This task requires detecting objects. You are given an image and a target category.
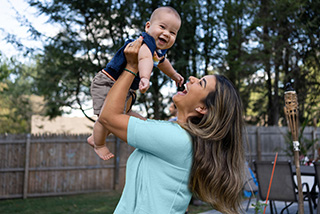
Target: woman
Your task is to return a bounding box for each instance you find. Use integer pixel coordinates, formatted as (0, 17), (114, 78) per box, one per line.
(98, 37), (245, 214)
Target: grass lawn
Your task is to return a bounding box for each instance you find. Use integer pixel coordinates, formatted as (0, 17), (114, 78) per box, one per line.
(0, 191), (213, 214)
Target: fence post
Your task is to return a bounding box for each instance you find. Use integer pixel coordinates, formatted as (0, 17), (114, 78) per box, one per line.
(113, 137), (120, 190)
(313, 129), (318, 160)
(23, 134), (31, 199)
(256, 127), (262, 161)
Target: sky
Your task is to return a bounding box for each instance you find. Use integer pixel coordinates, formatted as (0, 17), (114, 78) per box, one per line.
(0, 0), (57, 59)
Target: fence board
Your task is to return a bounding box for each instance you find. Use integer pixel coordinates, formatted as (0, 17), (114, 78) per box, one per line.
(23, 134), (30, 198)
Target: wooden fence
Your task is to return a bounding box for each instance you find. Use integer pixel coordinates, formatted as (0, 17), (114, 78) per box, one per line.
(0, 126), (319, 200)
(245, 126), (320, 163)
(0, 134), (134, 199)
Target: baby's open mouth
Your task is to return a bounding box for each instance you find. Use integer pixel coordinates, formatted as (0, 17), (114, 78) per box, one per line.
(159, 37), (167, 43)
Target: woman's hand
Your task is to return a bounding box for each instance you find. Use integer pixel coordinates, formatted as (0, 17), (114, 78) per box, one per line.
(124, 36), (143, 73)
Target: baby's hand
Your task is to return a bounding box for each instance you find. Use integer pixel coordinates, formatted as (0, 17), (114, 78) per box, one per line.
(171, 73), (184, 87)
(139, 77), (150, 93)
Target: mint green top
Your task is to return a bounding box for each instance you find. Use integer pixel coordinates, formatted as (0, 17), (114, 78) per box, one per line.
(114, 117), (193, 214)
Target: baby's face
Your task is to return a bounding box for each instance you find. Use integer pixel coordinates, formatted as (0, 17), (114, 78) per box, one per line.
(145, 11), (181, 50)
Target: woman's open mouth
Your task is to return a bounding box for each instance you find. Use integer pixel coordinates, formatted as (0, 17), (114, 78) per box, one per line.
(177, 84), (188, 96)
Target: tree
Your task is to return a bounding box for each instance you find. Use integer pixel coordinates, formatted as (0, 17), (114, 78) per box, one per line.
(292, 0), (320, 125)
(214, 0), (260, 121)
(199, 0), (220, 76)
(0, 53), (43, 133)
(242, 0), (320, 126)
(29, 0), (138, 120)
(3, 0), (318, 127)
(27, 0), (206, 120)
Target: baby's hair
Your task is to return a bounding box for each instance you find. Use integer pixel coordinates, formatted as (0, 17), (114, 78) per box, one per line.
(150, 6), (181, 23)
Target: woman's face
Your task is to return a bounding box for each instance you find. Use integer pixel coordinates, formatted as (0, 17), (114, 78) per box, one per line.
(173, 75), (217, 113)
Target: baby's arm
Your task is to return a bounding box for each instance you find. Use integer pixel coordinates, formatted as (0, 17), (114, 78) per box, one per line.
(138, 44), (153, 93)
(157, 58), (184, 87)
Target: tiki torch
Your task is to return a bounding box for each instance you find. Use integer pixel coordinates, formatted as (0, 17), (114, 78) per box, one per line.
(284, 83), (304, 213)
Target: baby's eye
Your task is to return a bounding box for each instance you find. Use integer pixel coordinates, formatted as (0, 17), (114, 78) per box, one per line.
(160, 25), (165, 29)
(170, 31), (176, 36)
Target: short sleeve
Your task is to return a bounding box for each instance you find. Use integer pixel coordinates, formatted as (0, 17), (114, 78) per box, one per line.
(141, 32), (156, 56)
(127, 117), (192, 167)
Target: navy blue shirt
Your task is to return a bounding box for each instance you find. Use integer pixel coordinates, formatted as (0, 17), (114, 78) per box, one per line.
(104, 32), (167, 90)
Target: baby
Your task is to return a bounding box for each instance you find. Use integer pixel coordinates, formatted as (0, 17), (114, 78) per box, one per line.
(88, 6), (184, 160)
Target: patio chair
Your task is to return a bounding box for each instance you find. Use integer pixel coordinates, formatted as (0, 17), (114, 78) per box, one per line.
(243, 162), (259, 211)
(313, 162), (320, 213)
(254, 160), (313, 214)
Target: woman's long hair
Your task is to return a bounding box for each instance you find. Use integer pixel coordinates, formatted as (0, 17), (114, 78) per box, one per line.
(183, 75), (245, 214)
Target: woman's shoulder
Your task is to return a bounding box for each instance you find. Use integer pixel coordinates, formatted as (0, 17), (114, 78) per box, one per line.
(130, 117), (189, 136)
(140, 118), (183, 128)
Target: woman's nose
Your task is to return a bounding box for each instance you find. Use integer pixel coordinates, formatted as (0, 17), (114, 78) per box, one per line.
(188, 76), (198, 83)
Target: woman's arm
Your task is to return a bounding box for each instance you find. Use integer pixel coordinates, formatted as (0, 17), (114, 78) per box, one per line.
(98, 37), (143, 142)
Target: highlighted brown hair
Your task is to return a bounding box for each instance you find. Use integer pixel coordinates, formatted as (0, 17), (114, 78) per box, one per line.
(184, 75), (245, 214)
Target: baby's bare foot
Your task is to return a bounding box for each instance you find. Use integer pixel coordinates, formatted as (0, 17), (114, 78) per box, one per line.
(94, 145), (114, 160)
(87, 136), (114, 160)
(87, 135), (95, 147)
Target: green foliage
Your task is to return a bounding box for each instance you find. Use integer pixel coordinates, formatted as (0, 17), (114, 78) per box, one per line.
(0, 54), (41, 133)
(252, 200), (267, 213)
(0, 53), (11, 81)
(282, 116), (319, 158)
(1, 0), (319, 125)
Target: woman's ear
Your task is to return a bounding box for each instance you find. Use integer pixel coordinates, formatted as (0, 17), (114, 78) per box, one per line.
(195, 106), (208, 115)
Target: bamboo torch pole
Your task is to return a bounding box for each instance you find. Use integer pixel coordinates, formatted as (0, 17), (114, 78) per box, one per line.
(284, 83), (304, 213)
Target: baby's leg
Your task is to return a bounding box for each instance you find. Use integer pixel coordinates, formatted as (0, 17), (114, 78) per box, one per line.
(93, 120), (114, 160)
(88, 71), (115, 160)
(87, 120), (114, 160)
(88, 89), (134, 160)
